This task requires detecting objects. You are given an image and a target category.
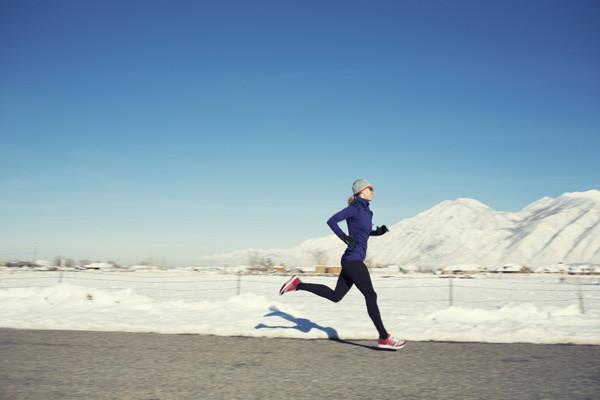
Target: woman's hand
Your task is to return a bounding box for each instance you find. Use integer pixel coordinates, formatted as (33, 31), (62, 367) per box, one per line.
(341, 234), (359, 248)
(371, 225), (389, 236)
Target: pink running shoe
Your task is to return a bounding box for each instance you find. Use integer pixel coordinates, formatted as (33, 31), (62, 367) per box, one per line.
(377, 335), (407, 350)
(279, 275), (301, 295)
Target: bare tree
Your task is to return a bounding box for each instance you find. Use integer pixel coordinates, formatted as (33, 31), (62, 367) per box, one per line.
(311, 249), (329, 265)
(140, 257), (164, 267)
(248, 251), (271, 269)
(247, 251), (260, 266)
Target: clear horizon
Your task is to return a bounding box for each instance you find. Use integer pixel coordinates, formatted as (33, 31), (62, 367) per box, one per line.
(1, 1), (599, 265)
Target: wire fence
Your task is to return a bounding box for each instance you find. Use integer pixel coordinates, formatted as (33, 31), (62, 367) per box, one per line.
(1, 270), (599, 314)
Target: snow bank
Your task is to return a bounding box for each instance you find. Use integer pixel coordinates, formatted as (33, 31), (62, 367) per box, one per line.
(0, 283), (299, 337)
(1, 281), (599, 345)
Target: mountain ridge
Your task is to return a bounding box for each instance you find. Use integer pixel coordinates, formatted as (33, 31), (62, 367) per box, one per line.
(200, 190), (600, 268)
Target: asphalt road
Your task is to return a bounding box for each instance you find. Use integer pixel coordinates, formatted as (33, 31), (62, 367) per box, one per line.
(0, 328), (598, 400)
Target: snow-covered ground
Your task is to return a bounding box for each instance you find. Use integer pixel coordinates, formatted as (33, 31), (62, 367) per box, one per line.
(1, 270), (599, 345)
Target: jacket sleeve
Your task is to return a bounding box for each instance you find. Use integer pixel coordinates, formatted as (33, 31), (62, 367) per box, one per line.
(327, 206), (356, 240)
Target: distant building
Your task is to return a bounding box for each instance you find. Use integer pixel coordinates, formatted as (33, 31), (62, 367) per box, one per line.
(398, 265), (419, 274)
(314, 265), (328, 274)
(534, 263), (569, 274)
(314, 265), (341, 275)
(327, 266), (341, 275)
(442, 264), (486, 275)
(6, 261), (37, 269)
(568, 265), (600, 275)
(273, 265), (286, 273)
(83, 262), (117, 270)
(246, 265), (269, 273)
(493, 263), (530, 273)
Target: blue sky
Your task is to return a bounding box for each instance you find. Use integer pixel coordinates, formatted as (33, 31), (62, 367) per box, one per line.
(1, 0), (599, 265)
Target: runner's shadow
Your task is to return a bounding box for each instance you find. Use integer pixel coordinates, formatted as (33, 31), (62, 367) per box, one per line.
(255, 306), (387, 351)
(329, 338), (394, 351)
(255, 305), (339, 339)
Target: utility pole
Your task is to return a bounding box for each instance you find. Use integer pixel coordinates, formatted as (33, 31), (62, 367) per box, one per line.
(449, 277), (454, 307)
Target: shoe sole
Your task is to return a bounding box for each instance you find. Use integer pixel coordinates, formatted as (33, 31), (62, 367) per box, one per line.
(377, 340), (407, 350)
(279, 275), (298, 295)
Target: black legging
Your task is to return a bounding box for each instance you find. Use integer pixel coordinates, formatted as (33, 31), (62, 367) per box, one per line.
(297, 260), (389, 339)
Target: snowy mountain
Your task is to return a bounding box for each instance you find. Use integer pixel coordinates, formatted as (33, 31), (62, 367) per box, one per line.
(200, 190), (600, 269)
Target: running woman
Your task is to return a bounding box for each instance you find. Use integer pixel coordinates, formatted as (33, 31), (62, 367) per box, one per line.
(279, 179), (407, 350)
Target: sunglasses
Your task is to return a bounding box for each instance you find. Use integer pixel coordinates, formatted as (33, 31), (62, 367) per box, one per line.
(364, 187), (374, 192)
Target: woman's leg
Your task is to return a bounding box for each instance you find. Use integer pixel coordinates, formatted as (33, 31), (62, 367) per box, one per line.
(297, 270), (353, 302)
(342, 260), (389, 339)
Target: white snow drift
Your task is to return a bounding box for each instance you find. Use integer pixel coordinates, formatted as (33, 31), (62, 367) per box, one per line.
(1, 271), (599, 345)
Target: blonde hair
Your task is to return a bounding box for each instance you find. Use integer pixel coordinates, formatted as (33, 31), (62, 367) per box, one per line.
(348, 195), (356, 206)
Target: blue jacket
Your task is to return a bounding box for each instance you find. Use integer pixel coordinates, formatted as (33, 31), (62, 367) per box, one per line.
(327, 196), (383, 263)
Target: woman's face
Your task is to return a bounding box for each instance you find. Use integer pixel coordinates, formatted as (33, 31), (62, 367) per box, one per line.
(358, 186), (374, 201)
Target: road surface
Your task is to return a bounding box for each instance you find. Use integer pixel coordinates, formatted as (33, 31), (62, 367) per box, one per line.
(1, 328), (598, 400)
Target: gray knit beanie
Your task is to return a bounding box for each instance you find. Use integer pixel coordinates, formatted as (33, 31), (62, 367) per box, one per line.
(352, 179), (373, 195)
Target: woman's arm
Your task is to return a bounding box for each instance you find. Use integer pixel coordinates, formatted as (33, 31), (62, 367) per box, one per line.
(327, 206), (356, 241)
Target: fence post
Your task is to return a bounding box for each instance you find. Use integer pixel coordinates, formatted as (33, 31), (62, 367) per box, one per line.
(236, 271), (241, 296)
(576, 278), (585, 314)
(449, 277), (454, 307)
